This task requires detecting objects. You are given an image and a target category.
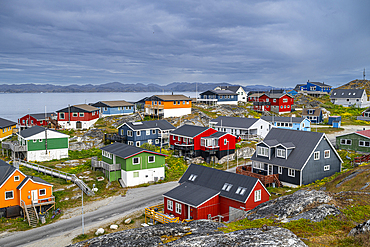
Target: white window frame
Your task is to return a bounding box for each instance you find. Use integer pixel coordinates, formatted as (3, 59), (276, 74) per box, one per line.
(257, 146), (268, 157)
(359, 140), (370, 147)
(254, 190), (261, 202)
(133, 157), (140, 165)
(148, 156), (155, 163)
(175, 203), (181, 214)
(136, 141), (140, 147)
(72, 112), (78, 117)
(127, 141), (133, 146)
(155, 139), (160, 144)
(288, 168), (295, 177)
(276, 148), (286, 158)
(324, 150), (330, 159)
(278, 166), (282, 174)
(324, 165), (330, 171)
(167, 200), (173, 211)
(314, 151), (320, 160)
(39, 189), (46, 196)
(146, 130), (150, 136)
(283, 98), (288, 103)
(14, 176), (20, 182)
(136, 131), (141, 136)
(340, 139), (351, 145)
(60, 112), (65, 119)
(5, 190), (14, 200)
(127, 130), (133, 137)
(79, 112), (84, 117)
(152, 129), (156, 134)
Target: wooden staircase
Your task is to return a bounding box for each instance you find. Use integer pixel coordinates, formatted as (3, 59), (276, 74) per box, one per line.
(21, 200), (39, 227)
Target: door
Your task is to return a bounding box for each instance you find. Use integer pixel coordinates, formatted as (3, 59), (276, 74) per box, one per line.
(31, 190), (38, 204)
(268, 164), (273, 175)
(76, 121), (82, 129)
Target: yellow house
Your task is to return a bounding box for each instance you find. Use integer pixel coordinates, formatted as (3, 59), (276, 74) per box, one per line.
(0, 117), (17, 141)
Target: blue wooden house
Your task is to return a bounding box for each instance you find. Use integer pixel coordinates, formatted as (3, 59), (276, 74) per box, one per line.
(91, 100), (134, 116)
(118, 120), (176, 147)
(295, 81), (332, 94)
(251, 128), (342, 187)
(198, 90), (238, 105)
(261, 116), (311, 131)
(301, 108), (323, 124)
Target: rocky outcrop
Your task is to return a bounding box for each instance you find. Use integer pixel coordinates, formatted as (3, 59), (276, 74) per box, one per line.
(113, 113), (142, 128)
(348, 219), (370, 236)
(218, 147), (255, 164)
(247, 190), (337, 222)
(69, 220), (307, 247)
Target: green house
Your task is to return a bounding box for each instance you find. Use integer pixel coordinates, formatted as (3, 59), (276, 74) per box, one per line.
(99, 142), (167, 186)
(336, 129), (370, 153)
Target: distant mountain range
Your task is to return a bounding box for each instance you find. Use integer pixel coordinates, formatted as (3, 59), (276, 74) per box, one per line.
(0, 82), (284, 93)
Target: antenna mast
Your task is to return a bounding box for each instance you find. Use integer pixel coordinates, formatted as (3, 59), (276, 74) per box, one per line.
(364, 68), (366, 80)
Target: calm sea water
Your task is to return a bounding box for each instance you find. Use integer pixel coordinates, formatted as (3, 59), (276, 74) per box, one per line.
(1, 92), (197, 122)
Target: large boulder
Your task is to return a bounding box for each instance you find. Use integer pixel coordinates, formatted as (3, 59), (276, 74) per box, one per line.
(348, 219), (370, 236)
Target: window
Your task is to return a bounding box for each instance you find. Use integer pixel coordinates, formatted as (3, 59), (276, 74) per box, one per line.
(31, 120), (34, 124)
(127, 141), (133, 146)
(60, 113), (65, 119)
(133, 172), (139, 178)
(235, 187), (247, 195)
(183, 101), (185, 105)
(148, 156), (155, 163)
(254, 190), (261, 202)
(127, 130), (133, 137)
(72, 113), (78, 117)
(5, 191), (13, 200)
(152, 129), (156, 134)
(102, 150), (112, 159)
(324, 150), (330, 158)
(133, 157), (140, 165)
(14, 176), (20, 182)
(167, 200), (173, 211)
(276, 149), (286, 158)
(39, 139), (42, 142)
(314, 151), (320, 160)
(283, 98), (288, 103)
(340, 139), (352, 145)
(186, 101), (189, 104)
(253, 162), (264, 169)
(273, 99), (276, 103)
(155, 139), (159, 144)
(173, 101), (176, 105)
(222, 183), (233, 191)
(278, 166), (283, 174)
(175, 203), (181, 214)
(188, 174), (197, 181)
(224, 139), (228, 145)
(324, 165), (330, 171)
(39, 189), (46, 196)
(288, 169), (295, 177)
(33, 139), (37, 143)
(79, 112), (84, 117)
(257, 146), (268, 157)
(146, 130), (150, 136)
(172, 135), (175, 140)
(359, 140), (370, 147)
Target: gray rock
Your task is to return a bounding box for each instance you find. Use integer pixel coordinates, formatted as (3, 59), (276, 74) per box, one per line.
(247, 189), (333, 221)
(283, 204), (341, 223)
(348, 219), (370, 236)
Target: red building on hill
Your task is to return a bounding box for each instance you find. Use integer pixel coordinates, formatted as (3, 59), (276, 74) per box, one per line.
(169, 125), (239, 162)
(18, 113), (57, 130)
(56, 104), (100, 129)
(252, 92), (294, 114)
(163, 164), (270, 222)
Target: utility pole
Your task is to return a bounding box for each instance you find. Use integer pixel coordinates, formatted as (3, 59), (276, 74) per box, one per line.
(82, 188), (84, 235)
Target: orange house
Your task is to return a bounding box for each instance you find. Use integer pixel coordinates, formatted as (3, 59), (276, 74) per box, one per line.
(0, 160), (54, 221)
(144, 95), (192, 118)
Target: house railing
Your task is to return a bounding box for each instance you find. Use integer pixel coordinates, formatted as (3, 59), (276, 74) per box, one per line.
(91, 157), (121, 171)
(1, 141), (27, 152)
(145, 104), (165, 109)
(144, 203), (193, 224)
(236, 165), (281, 187)
(354, 154), (370, 164)
(20, 200), (30, 225)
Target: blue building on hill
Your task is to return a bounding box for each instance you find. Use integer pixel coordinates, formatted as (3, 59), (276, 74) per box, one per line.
(91, 100), (134, 116)
(294, 81), (332, 94)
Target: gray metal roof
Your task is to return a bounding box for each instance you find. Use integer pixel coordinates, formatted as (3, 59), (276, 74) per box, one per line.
(251, 128), (324, 170)
(0, 117), (16, 128)
(0, 160), (16, 187)
(122, 120), (175, 131)
(330, 89), (365, 99)
(165, 164), (260, 204)
(261, 116), (305, 124)
(309, 81), (331, 87)
(171, 125), (209, 138)
(263, 139), (279, 147)
(301, 108), (322, 117)
(19, 126), (65, 139)
(200, 90), (238, 96)
(207, 132), (227, 138)
(210, 116), (259, 129)
(100, 142), (166, 159)
(91, 100), (134, 108)
(216, 86), (243, 93)
(57, 104), (99, 113)
(29, 113), (56, 120)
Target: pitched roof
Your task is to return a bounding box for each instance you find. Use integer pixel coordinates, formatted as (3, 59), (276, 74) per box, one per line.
(301, 108), (322, 117)
(200, 89), (238, 96)
(57, 104), (99, 113)
(251, 128), (324, 170)
(294, 84), (305, 91)
(28, 113), (56, 120)
(18, 126), (67, 139)
(330, 89), (365, 99)
(0, 160), (16, 187)
(215, 86), (243, 93)
(210, 116), (261, 129)
(146, 95), (191, 101)
(91, 100), (134, 107)
(308, 81), (331, 87)
(120, 120), (175, 131)
(164, 164), (261, 205)
(356, 129), (370, 138)
(171, 125), (209, 138)
(100, 142), (166, 159)
(17, 176), (52, 189)
(261, 116), (305, 124)
(266, 92), (291, 99)
(0, 117), (16, 128)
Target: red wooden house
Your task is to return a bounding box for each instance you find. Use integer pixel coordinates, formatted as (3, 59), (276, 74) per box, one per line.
(163, 164), (270, 222)
(56, 104), (100, 129)
(253, 92), (294, 114)
(18, 112), (57, 130)
(169, 125), (239, 162)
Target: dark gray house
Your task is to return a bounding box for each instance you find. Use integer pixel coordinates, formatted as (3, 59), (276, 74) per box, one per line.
(250, 128), (342, 187)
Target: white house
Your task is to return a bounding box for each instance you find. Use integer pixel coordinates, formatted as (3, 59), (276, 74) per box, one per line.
(330, 89), (370, 108)
(214, 85), (247, 103)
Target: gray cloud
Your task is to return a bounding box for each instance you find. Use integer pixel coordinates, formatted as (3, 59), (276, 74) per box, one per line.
(0, 0), (369, 87)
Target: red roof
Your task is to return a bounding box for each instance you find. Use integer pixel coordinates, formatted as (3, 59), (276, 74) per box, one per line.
(357, 129), (370, 138)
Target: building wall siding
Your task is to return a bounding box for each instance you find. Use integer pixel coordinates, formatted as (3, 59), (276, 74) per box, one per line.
(336, 133), (370, 153)
(27, 138), (68, 151)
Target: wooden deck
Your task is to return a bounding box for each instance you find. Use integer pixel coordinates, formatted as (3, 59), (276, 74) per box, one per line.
(236, 165), (281, 187)
(144, 204), (192, 225)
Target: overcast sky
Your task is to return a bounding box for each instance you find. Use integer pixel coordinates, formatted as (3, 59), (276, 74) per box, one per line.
(1, 0), (369, 87)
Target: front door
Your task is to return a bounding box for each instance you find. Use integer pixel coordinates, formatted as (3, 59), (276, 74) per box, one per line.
(31, 190), (38, 204)
(76, 121), (82, 129)
(268, 164), (273, 175)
